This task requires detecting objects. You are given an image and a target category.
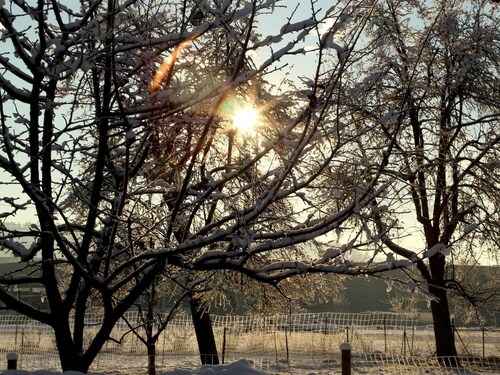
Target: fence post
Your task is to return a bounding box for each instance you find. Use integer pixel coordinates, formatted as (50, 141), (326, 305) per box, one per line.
(222, 327), (227, 364)
(482, 326), (485, 358)
(383, 318), (387, 353)
(340, 342), (351, 375)
(7, 353), (18, 370)
(284, 326), (290, 366)
(402, 326), (407, 356)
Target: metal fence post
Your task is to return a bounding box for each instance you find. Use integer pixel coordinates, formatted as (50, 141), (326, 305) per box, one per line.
(340, 342), (351, 375)
(7, 353), (18, 370)
(222, 327), (227, 364)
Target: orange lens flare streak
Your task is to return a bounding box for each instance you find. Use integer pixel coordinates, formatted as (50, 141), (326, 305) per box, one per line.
(150, 33), (200, 94)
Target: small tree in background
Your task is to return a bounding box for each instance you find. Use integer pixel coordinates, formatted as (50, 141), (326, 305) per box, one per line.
(120, 275), (189, 375)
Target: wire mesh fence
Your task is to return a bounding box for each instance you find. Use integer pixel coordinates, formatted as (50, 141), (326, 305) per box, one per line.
(0, 311), (498, 374)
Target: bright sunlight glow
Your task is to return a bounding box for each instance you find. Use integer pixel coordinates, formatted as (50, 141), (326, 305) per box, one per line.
(233, 107), (259, 135)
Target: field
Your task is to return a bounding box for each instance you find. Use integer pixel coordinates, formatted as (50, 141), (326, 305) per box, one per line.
(0, 312), (498, 374)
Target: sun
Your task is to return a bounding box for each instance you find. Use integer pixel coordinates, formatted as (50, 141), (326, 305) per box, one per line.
(233, 107), (259, 135)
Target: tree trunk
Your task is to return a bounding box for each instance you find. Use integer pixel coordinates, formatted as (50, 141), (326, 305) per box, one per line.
(57, 346), (87, 372)
(146, 293), (157, 375)
(429, 285), (459, 365)
(427, 254), (459, 366)
(52, 305), (122, 372)
(190, 294), (219, 365)
(54, 330), (91, 372)
(147, 342), (156, 375)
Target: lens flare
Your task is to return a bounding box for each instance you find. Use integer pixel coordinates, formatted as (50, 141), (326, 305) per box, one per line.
(150, 34), (200, 93)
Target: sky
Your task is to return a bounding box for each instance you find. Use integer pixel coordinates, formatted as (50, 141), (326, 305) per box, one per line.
(254, 0), (336, 85)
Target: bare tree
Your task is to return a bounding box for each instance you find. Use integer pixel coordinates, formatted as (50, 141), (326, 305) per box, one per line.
(120, 275), (189, 375)
(333, 0), (499, 362)
(0, 0), (423, 371)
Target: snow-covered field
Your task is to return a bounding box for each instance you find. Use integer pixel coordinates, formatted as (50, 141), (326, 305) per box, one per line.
(0, 359), (266, 375)
(1, 356), (500, 375)
(1, 351), (500, 375)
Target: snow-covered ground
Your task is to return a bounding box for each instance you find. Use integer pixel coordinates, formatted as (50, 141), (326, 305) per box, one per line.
(160, 360), (268, 375)
(1, 359), (267, 375)
(1, 354), (500, 375)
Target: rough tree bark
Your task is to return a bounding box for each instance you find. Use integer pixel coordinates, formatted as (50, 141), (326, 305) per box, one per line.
(427, 255), (459, 364)
(190, 293), (220, 365)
